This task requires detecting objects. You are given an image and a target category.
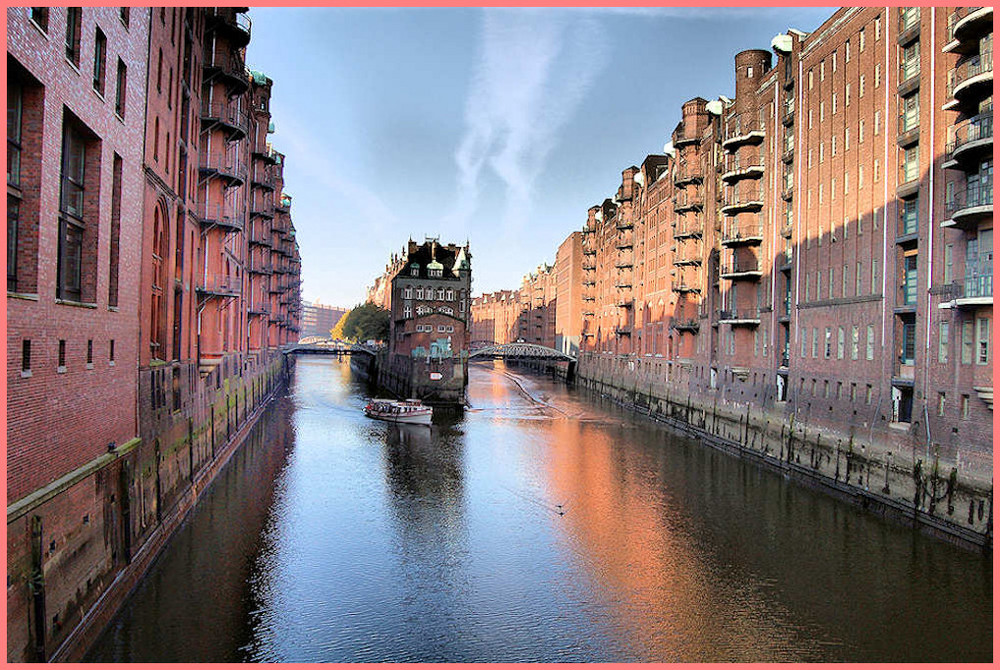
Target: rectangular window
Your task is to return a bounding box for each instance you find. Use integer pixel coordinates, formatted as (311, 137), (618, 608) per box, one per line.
(58, 122), (87, 302)
(902, 253), (918, 305)
(801, 327), (808, 358)
(938, 392), (946, 416)
(842, 264), (848, 296)
(900, 41), (920, 81)
(115, 58), (127, 118)
(93, 28), (106, 95)
(110, 339), (115, 364)
(871, 259), (879, 295)
(875, 15), (881, 41)
(30, 7), (49, 31)
(944, 244), (953, 283)
(8, 196), (19, 292)
(859, 75), (865, 99)
(8, 78), (23, 187)
(976, 317), (990, 365)
(850, 383), (857, 402)
(86, 338), (93, 365)
(900, 93), (919, 133)
(852, 326), (860, 360)
(829, 268), (834, 298)
(900, 321), (916, 365)
(812, 327), (818, 358)
(874, 110), (880, 135)
(867, 325), (875, 360)
(860, 28), (865, 51)
(824, 327), (832, 358)
(58, 339), (66, 370)
(939, 321), (950, 363)
(837, 327), (845, 359)
(108, 154), (122, 307)
(962, 319), (974, 364)
(866, 384), (873, 404)
(21, 339), (31, 373)
(961, 394), (970, 418)
(65, 7), (82, 65)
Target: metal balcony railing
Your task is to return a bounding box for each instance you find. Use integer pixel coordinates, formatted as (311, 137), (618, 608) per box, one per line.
(205, 45), (251, 87)
(963, 269), (994, 300)
(200, 152), (247, 184)
(947, 110), (993, 159)
(197, 273), (241, 296)
(946, 180), (994, 216)
(201, 101), (249, 136)
(720, 260), (761, 276)
(717, 309), (760, 322)
(951, 50), (993, 95)
(722, 223), (764, 244)
(197, 203), (244, 231)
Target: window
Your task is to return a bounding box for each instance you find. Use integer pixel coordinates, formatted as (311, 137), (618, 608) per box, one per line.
(824, 327), (832, 358)
(832, 135), (837, 156)
(820, 61), (825, 81)
(962, 319), (974, 364)
(900, 93), (919, 133)
(808, 69), (813, 89)
(92, 29), (107, 95)
(415, 287), (423, 299)
(438, 325), (446, 332)
(820, 101), (825, 122)
(428, 268), (443, 278)
(939, 321), (950, 363)
(120, 7), (130, 27)
(976, 317), (990, 365)
(410, 264), (419, 277)
(961, 394), (970, 418)
(801, 327), (808, 358)
(446, 289), (454, 301)
(157, 49), (163, 93)
(944, 244), (954, 283)
(30, 7), (49, 31)
(832, 51), (837, 72)
(852, 326), (860, 360)
(900, 197), (919, 236)
(59, 121), (88, 302)
(855, 261), (863, 295)
(844, 128), (850, 152)
(875, 15), (881, 41)
(65, 7), (82, 66)
(874, 63), (881, 88)
(837, 327), (845, 358)
(900, 41), (920, 81)
(21, 339), (31, 374)
(902, 253), (918, 305)
(437, 288), (445, 300)
(871, 259), (879, 295)
(901, 146), (919, 183)
(829, 268), (834, 298)
(867, 325), (875, 360)
(860, 28), (865, 51)
(58, 339), (66, 371)
(866, 384), (873, 404)
(937, 392), (946, 416)
(812, 327), (818, 358)
(859, 164), (865, 187)
(845, 40), (851, 62)
(843, 264), (849, 295)
(110, 339), (115, 364)
(403, 286), (412, 299)
(86, 338), (93, 366)
(832, 93), (837, 115)
(115, 58), (127, 118)
(850, 383), (857, 402)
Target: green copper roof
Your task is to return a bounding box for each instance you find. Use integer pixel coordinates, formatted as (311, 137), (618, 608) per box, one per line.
(267, 121), (275, 133)
(250, 70), (269, 85)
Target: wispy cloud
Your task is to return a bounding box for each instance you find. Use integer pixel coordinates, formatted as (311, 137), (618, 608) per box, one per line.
(446, 9), (609, 234)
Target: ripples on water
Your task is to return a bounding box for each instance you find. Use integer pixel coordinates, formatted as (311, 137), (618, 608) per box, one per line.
(86, 357), (992, 663)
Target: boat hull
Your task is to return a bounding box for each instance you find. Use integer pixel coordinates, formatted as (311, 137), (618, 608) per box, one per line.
(364, 409), (432, 425)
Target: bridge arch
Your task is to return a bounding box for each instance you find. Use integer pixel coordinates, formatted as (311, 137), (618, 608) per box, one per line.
(468, 343), (576, 362)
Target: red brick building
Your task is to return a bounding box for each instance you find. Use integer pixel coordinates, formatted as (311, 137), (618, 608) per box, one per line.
(7, 7), (301, 661)
(574, 7), (992, 541)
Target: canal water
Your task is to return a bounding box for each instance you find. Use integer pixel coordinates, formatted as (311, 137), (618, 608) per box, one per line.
(86, 356), (992, 662)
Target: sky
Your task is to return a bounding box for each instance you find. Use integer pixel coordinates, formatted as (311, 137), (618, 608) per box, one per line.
(246, 7), (834, 308)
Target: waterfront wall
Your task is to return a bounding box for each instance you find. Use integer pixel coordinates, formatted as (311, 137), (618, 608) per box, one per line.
(375, 351), (467, 405)
(6, 353), (291, 663)
(576, 354), (992, 549)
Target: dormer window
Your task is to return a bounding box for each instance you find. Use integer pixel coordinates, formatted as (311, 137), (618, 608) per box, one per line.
(410, 263), (419, 277)
(428, 268), (442, 278)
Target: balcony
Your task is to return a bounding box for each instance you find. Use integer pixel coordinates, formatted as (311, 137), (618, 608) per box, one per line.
(615, 219), (634, 230)
(196, 273), (241, 297)
(206, 8), (252, 48)
(582, 279), (596, 287)
(782, 100), (795, 126)
(252, 143), (280, 164)
(614, 281), (632, 289)
(248, 300), (269, 316)
(897, 108), (921, 147)
(615, 238), (633, 250)
(614, 326), (632, 337)
(720, 260), (762, 280)
(671, 281), (700, 294)
(674, 164), (703, 186)
(673, 253), (701, 267)
(721, 223), (764, 247)
(197, 203), (244, 232)
(250, 196), (274, 219)
(582, 294), (595, 302)
(948, 50), (993, 109)
(674, 219), (702, 239)
(204, 45), (250, 94)
(582, 260), (597, 272)
(946, 7), (994, 53)
(721, 189), (764, 215)
(199, 152), (246, 187)
(248, 227), (272, 247)
(248, 257), (273, 275)
(583, 248), (597, 256)
(938, 272), (994, 309)
(200, 101), (248, 140)
(251, 166), (275, 191)
(943, 181), (993, 229)
(722, 123), (765, 150)
(673, 191), (704, 213)
(898, 57), (921, 91)
(722, 159), (765, 184)
(946, 111), (993, 166)
(670, 317), (699, 333)
(717, 309), (761, 327)
(674, 128), (700, 147)
(615, 258), (634, 269)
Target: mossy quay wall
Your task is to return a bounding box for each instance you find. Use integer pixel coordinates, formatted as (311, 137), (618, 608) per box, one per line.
(575, 354), (992, 552)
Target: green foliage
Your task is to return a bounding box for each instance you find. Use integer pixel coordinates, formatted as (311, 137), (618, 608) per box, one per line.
(339, 302), (389, 342)
(330, 311), (349, 340)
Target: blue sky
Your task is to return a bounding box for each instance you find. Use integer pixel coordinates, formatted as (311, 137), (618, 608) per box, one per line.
(246, 7), (834, 308)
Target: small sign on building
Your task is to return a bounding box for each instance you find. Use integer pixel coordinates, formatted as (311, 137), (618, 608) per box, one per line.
(429, 372), (443, 380)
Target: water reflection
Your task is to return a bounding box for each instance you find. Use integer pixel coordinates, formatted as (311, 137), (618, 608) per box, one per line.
(85, 357), (992, 663)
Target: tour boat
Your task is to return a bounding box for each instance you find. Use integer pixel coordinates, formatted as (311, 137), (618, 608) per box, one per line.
(364, 398), (433, 425)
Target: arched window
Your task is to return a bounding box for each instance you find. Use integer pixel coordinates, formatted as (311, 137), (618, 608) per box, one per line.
(150, 206), (169, 357)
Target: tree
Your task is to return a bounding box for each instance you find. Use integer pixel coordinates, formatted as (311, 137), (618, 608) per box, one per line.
(338, 302), (390, 342)
(330, 311), (349, 340)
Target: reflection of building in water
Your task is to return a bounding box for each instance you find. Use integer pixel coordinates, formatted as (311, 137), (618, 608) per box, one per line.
(542, 420), (816, 661)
